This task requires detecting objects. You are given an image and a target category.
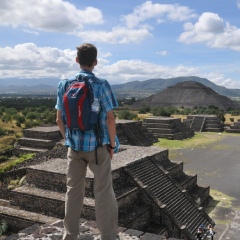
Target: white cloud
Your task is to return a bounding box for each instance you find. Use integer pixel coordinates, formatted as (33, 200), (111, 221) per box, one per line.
(156, 50), (168, 56)
(1, 43), (240, 89)
(122, 1), (197, 28)
(237, 0), (240, 9)
(0, 0), (103, 33)
(77, 27), (152, 44)
(179, 12), (240, 51)
(0, 43), (77, 79)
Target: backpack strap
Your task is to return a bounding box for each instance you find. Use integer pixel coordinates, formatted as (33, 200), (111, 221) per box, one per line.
(71, 73), (103, 164)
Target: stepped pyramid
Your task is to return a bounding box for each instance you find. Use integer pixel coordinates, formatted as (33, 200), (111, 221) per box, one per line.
(132, 81), (240, 110)
(142, 117), (194, 140)
(183, 115), (224, 132)
(1, 140), (214, 239)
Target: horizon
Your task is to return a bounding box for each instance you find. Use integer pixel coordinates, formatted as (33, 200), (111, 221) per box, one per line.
(1, 1), (240, 88)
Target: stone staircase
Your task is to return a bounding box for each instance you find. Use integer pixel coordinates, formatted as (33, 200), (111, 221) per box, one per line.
(190, 116), (205, 132)
(142, 117), (194, 140)
(226, 119), (240, 133)
(13, 126), (62, 155)
(116, 120), (158, 146)
(151, 155), (210, 206)
(125, 157), (214, 239)
(184, 115), (224, 132)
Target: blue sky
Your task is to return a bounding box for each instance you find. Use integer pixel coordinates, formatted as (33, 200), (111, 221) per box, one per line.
(0, 0), (240, 88)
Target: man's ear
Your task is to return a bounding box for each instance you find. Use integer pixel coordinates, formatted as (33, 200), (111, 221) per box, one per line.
(94, 59), (97, 66)
(76, 57), (79, 63)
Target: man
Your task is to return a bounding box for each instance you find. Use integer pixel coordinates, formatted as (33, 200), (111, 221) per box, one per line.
(55, 43), (118, 240)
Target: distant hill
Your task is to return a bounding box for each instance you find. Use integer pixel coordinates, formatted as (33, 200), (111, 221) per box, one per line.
(0, 76), (240, 98)
(112, 76), (240, 98)
(0, 84), (56, 94)
(132, 81), (240, 110)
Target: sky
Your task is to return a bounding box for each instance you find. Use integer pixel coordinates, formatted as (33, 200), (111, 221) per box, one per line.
(0, 0), (240, 88)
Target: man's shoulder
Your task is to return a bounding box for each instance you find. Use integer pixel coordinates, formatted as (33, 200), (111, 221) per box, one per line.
(92, 76), (107, 85)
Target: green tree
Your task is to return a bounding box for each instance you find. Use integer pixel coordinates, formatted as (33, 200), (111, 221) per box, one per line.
(26, 112), (40, 120)
(5, 107), (17, 115)
(1, 114), (12, 123)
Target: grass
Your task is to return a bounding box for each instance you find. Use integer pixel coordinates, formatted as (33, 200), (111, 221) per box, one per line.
(206, 189), (237, 225)
(0, 120), (22, 154)
(0, 153), (35, 174)
(154, 132), (224, 150)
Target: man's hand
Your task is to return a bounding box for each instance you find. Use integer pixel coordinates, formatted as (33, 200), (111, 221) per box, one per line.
(107, 144), (116, 159)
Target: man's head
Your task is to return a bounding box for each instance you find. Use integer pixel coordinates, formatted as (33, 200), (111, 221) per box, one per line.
(76, 43), (97, 68)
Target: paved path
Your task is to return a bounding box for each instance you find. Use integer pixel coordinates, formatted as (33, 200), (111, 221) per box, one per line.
(171, 134), (240, 240)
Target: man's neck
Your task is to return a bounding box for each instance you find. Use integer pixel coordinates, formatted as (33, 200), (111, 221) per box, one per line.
(80, 65), (94, 72)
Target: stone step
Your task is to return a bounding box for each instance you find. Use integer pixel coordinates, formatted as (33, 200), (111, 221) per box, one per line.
(12, 147), (48, 156)
(229, 125), (240, 129)
(157, 186), (178, 202)
(25, 158), (133, 198)
(0, 205), (59, 232)
(10, 186), (67, 219)
(146, 128), (178, 134)
(119, 204), (151, 231)
(142, 122), (175, 128)
(23, 126), (62, 140)
(18, 137), (55, 150)
(143, 118), (174, 124)
(3, 218), (179, 240)
(177, 203), (196, 223)
(204, 123), (222, 128)
(10, 183), (141, 220)
(168, 195), (189, 213)
(226, 129), (240, 133)
(204, 128), (223, 132)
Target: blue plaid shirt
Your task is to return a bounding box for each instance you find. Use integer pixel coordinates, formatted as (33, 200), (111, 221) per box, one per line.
(55, 70), (119, 152)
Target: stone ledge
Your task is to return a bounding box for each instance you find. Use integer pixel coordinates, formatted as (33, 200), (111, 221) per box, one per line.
(4, 219), (181, 240)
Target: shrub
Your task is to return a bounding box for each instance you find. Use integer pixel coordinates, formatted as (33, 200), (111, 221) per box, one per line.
(118, 110), (137, 120)
(151, 107), (171, 117)
(139, 106), (151, 114)
(0, 127), (6, 136)
(0, 219), (8, 236)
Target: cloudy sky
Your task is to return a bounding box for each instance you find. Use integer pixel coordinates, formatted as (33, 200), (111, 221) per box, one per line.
(1, 0), (240, 88)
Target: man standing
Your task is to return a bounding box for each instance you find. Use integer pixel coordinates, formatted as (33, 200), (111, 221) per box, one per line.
(55, 43), (118, 240)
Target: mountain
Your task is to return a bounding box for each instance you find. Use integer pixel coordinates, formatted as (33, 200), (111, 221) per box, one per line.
(0, 76), (240, 98)
(132, 81), (240, 110)
(0, 84), (56, 94)
(111, 76), (240, 98)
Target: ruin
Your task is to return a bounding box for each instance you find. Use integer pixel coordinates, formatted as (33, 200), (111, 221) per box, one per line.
(142, 117), (194, 140)
(225, 119), (240, 133)
(132, 81), (240, 110)
(0, 121), (214, 239)
(183, 115), (224, 132)
(13, 120), (158, 155)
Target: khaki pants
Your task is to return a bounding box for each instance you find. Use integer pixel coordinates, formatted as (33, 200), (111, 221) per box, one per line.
(63, 145), (118, 240)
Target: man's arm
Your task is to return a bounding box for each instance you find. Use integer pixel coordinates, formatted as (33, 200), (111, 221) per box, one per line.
(106, 110), (116, 159)
(56, 110), (66, 139)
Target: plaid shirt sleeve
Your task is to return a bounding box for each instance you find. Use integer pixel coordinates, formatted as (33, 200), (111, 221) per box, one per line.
(55, 80), (65, 111)
(101, 80), (118, 112)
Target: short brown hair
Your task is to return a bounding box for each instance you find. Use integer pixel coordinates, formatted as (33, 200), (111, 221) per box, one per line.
(76, 43), (97, 67)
